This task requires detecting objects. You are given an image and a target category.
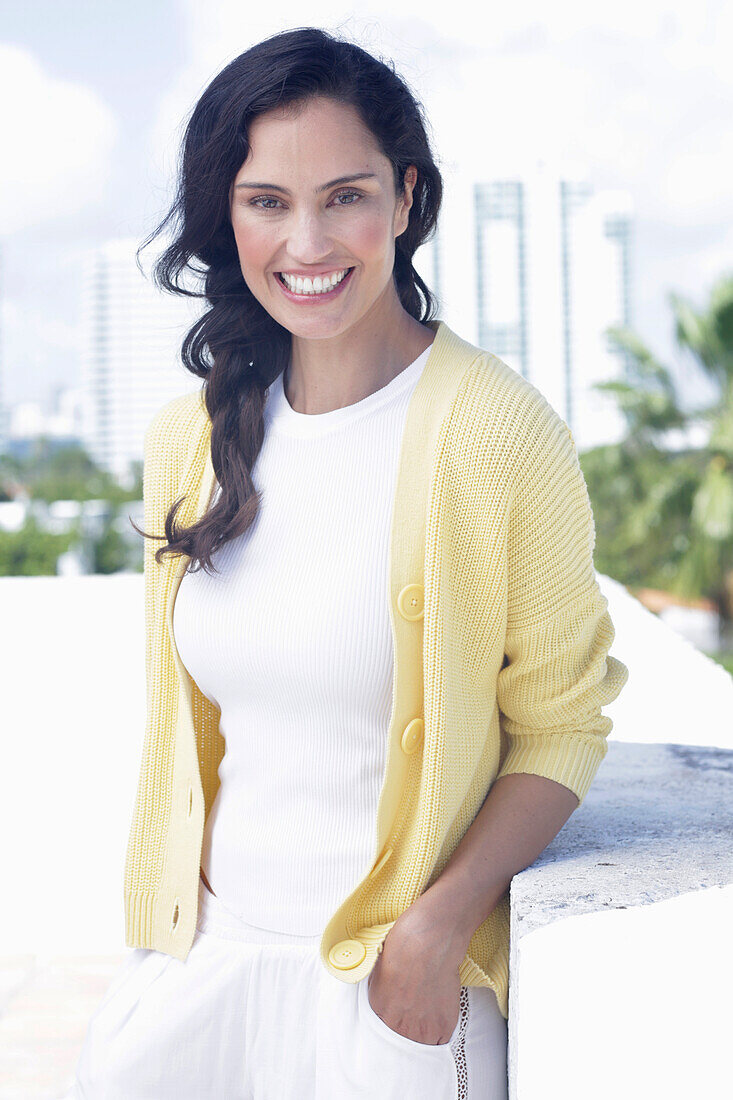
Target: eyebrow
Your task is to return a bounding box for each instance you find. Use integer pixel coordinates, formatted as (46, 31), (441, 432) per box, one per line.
(234, 172), (378, 195)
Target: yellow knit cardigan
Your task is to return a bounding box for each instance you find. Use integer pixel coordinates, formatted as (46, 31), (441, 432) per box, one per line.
(123, 318), (629, 1020)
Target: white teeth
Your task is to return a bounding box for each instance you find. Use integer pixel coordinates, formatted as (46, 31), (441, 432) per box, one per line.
(280, 268), (349, 295)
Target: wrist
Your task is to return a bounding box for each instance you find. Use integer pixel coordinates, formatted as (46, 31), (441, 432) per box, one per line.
(417, 867), (509, 949)
(407, 882), (477, 963)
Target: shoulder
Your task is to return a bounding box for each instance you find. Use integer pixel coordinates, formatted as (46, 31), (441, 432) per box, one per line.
(444, 346), (575, 473)
(143, 389), (209, 485)
(144, 389), (208, 447)
(430, 322), (571, 447)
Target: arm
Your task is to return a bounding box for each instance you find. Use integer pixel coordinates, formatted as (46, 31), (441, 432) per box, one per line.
(366, 773), (580, 1045)
(410, 771), (579, 956)
(414, 407), (626, 948)
(366, 772), (579, 1045)
(367, 402), (628, 1043)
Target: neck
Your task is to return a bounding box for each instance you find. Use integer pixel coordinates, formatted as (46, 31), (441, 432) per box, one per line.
(284, 296), (436, 416)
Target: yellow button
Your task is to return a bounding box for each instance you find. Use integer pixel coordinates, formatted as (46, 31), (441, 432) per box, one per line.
(370, 845), (393, 878)
(328, 939), (367, 969)
(397, 583), (424, 621)
(401, 718), (424, 754)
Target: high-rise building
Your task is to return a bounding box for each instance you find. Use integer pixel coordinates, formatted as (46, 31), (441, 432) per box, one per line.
(80, 238), (203, 481)
(474, 162), (632, 449)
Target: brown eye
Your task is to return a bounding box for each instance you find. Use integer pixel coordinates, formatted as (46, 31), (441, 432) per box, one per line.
(332, 190), (361, 205)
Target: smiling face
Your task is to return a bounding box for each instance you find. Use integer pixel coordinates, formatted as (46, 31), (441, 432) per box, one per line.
(228, 96), (416, 339)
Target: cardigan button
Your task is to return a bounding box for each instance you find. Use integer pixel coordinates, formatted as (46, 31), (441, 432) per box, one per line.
(400, 718), (424, 754)
(396, 583), (424, 621)
(329, 939), (367, 969)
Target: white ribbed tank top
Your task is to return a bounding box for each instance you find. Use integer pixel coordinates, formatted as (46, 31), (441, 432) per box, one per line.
(172, 343), (432, 935)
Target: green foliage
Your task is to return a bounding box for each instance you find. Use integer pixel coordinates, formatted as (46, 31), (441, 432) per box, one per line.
(0, 517), (72, 575)
(93, 513), (143, 574)
(0, 441), (142, 505)
(584, 271), (733, 620)
(581, 444), (702, 590)
(704, 650), (733, 678)
(0, 442), (144, 576)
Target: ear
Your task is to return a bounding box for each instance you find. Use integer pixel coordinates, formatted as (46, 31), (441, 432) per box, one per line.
(395, 165), (418, 237)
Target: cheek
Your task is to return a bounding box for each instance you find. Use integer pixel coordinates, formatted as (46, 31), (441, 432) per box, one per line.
(346, 214), (394, 262)
(231, 219), (274, 270)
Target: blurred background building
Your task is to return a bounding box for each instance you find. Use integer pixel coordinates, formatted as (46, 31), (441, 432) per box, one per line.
(79, 237), (201, 485)
(474, 163), (632, 449)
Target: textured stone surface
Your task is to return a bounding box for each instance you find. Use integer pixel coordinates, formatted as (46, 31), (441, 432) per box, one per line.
(510, 741), (733, 938)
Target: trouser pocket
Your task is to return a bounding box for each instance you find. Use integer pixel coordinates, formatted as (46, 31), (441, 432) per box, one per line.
(71, 949), (175, 1097)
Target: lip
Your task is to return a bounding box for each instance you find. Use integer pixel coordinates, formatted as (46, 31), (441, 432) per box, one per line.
(275, 267), (354, 303)
(279, 267), (351, 276)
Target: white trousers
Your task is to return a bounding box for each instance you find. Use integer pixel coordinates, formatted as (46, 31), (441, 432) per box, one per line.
(61, 875), (508, 1099)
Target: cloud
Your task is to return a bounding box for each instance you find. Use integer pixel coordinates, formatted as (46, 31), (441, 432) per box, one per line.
(0, 43), (117, 234)
(161, 2), (732, 231)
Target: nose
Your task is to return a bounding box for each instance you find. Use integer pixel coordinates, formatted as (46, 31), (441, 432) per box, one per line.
(284, 209), (335, 266)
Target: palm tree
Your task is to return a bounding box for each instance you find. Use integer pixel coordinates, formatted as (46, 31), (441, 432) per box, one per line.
(585, 272), (733, 625)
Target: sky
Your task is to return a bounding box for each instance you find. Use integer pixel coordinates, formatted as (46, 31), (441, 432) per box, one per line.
(1, 0), (731, 414)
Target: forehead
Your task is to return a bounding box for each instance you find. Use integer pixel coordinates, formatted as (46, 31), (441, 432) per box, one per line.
(239, 97), (384, 174)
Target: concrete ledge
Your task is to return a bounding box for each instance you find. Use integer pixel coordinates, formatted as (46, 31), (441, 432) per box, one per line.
(508, 741), (733, 1100)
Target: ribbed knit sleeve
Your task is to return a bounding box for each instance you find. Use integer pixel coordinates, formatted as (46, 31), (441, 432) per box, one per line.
(495, 404), (629, 806)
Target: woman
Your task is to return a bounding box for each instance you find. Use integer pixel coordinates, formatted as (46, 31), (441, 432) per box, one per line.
(62, 26), (628, 1100)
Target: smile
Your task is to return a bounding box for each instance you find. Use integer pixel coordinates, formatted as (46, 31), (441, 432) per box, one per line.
(276, 267), (355, 302)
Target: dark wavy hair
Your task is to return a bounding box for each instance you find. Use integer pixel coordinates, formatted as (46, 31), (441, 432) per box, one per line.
(133, 25), (443, 575)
